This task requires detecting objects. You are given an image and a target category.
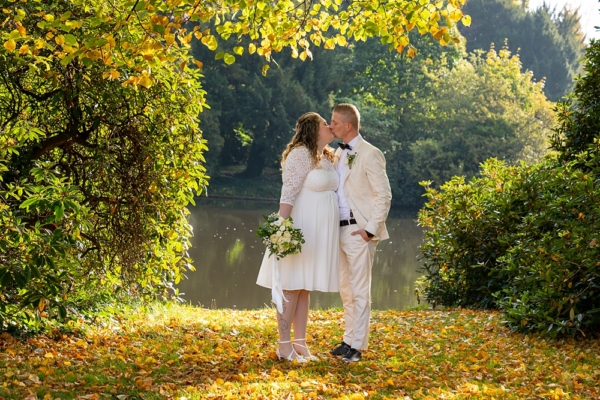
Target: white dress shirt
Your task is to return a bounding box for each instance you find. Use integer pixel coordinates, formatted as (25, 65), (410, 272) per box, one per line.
(336, 135), (360, 220)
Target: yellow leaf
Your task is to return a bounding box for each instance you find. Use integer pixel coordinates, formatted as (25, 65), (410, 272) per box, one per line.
(249, 43), (256, 54)
(38, 298), (46, 312)
(337, 35), (347, 46)
(450, 9), (463, 22)
(16, 23), (26, 37)
(138, 72), (153, 88)
(44, 352), (54, 358)
(105, 34), (115, 47)
(55, 35), (65, 45)
(233, 46), (244, 56)
(3, 39), (16, 52)
(462, 15), (472, 27)
(261, 64), (270, 76)
(34, 38), (45, 49)
(201, 35), (218, 51)
(18, 44), (29, 55)
(193, 60), (203, 69)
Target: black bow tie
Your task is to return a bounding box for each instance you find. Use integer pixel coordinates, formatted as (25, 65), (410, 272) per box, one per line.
(338, 142), (352, 151)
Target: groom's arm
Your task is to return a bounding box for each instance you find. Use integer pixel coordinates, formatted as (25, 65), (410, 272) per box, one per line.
(364, 147), (392, 237)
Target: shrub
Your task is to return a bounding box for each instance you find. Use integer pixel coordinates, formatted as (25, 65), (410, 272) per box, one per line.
(418, 154), (600, 336)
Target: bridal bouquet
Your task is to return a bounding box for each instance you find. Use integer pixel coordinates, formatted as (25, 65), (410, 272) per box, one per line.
(256, 213), (305, 259)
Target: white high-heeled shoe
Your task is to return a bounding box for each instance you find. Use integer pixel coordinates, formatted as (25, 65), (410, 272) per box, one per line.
(293, 338), (318, 361)
(277, 340), (307, 362)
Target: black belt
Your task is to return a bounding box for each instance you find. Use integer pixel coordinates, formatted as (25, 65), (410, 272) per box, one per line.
(340, 219), (357, 227)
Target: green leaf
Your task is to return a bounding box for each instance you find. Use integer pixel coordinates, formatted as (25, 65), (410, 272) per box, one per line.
(19, 197), (39, 209)
(60, 53), (76, 66)
(64, 34), (77, 46)
(54, 203), (65, 222)
(58, 304), (67, 319)
(215, 52), (225, 60)
(223, 53), (236, 65)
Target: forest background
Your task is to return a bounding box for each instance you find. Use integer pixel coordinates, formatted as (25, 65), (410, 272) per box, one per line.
(204, 0), (587, 207)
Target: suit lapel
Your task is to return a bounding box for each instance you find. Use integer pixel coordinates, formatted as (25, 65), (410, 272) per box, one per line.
(343, 137), (364, 185)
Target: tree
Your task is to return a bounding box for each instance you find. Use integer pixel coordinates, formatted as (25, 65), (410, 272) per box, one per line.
(193, 43), (342, 177)
(0, 0), (471, 326)
(335, 38), (553, 206)
(460, 0), (586, 101)
(551, 39), (600, 164)
(405, 47), (554, 184)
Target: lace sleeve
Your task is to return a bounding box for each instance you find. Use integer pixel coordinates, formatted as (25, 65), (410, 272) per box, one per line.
(280, 146), (313, 206)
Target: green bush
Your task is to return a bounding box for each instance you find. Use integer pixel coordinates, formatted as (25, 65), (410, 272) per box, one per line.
(418, 154), (600, 336)
(418, 158), (529, 309)
(417, 38), (600, 337)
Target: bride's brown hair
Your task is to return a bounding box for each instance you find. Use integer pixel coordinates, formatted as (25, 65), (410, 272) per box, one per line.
(281, 112), (335, 166)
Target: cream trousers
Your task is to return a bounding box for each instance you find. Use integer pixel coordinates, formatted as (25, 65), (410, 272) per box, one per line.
(339, 225), (378, 350)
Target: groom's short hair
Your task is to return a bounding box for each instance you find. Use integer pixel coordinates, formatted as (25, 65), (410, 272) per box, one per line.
(333, 103), (360, 131)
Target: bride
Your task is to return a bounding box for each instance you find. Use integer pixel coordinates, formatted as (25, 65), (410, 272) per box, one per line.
(256, 112), (340, 362)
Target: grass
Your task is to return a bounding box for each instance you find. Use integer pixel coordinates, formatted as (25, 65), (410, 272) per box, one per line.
(0, 304), (599, 399)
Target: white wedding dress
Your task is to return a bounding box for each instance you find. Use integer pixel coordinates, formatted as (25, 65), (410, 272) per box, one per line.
(256, 146), (340, 293)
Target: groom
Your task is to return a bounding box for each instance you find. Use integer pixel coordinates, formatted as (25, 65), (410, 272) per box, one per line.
(330, 103), (392, 362)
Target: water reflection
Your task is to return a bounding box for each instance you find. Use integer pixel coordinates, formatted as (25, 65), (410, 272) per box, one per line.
(178, 199), (423, 310)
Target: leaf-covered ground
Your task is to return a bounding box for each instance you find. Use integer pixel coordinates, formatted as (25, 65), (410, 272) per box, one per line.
(1, 304), (599, 399)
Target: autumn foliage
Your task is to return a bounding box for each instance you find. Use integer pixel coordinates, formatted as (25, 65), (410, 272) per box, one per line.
(0, 0), (472, 327)
(1, 305), (599, 399)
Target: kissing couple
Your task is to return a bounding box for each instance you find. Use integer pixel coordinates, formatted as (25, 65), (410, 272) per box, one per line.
(256, 103), (392, 363)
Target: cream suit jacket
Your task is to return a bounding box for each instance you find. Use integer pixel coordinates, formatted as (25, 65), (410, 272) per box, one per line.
(335, 136), (392, 241)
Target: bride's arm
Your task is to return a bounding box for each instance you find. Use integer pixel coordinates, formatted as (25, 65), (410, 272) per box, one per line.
(278, 203), (293, 219)
(279, 146), (312, 218)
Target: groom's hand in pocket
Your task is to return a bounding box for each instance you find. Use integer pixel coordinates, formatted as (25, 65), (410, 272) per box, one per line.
(351, 229), (372, 242)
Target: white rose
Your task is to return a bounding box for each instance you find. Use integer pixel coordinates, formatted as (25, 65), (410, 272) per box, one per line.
(292, 240), (298, 245)
(273, 219), (282, 227)
(276, 230), (282, 237)
(270, 234), (278, 243)
(283, 232), (291, 239)
(344, 157), (349, 165)
(279, 225), (286, 232)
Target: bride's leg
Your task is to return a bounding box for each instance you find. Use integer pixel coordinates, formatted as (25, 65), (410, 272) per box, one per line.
(292, 290), (313, 357)
(278, 290), (300, 358)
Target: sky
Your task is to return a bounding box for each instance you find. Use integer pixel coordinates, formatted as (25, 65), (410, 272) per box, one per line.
(528, 0), (600, 42)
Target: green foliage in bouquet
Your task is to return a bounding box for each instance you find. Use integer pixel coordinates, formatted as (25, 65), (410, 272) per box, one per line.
(256, 213), (305, 260)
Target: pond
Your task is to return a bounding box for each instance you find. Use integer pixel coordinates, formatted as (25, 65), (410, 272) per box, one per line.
(178, 199), (424, 310)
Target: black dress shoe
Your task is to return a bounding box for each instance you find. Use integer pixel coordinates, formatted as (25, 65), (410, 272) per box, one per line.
(342, 348), (362, 362)
(330, 341), (351, 356)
